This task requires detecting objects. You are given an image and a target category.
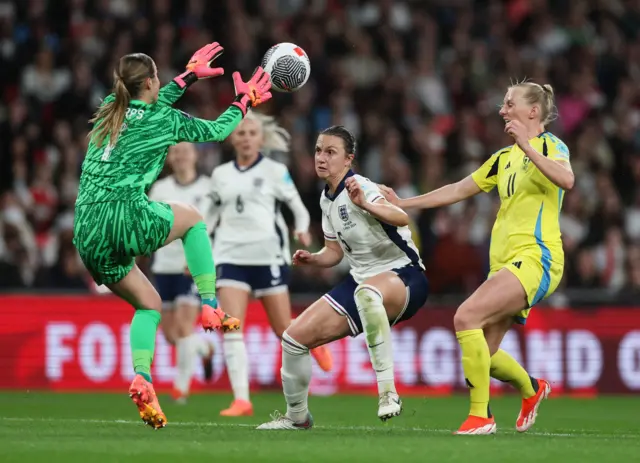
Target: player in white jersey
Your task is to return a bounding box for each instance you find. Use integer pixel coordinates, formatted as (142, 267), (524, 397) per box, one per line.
(208, 111), (333, 417)
(257, 126), (430, 431)
(148, 142), (214, 403)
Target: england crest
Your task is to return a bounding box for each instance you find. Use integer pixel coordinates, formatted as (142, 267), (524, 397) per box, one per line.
(339, 204), (349, 222)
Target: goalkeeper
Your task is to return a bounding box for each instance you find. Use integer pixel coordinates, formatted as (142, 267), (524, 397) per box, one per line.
(72, 42), (272, 429)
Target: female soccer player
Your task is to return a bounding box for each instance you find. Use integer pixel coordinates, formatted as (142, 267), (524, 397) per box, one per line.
(72, 42), (272, 429)
(381, 82), (573, 435)
(209, 111), (333, 417)
(257, 126), (429, 430)
(149, 142), (214, 403)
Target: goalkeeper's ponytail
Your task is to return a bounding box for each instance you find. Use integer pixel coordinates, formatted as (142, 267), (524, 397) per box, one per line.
(89, 53), (155, 147)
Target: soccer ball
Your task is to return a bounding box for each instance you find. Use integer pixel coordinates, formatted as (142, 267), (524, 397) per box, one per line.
(261, 43), (311, 93)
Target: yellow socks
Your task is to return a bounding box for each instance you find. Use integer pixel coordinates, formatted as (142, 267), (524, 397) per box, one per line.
(490, 349), (537, 398)
(456, 329), (491, 418)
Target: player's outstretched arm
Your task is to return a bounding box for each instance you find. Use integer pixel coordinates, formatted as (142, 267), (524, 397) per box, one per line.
(158, 42), (226, 106)
(293, 240), (344, 268)
(170, 67), (272, 144)
(380, 176), (482, 210)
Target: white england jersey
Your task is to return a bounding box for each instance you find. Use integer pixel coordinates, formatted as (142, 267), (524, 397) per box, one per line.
(149, 175), (211, 274)
(320, 171), (423, 283)
(209, 155), (310, 266)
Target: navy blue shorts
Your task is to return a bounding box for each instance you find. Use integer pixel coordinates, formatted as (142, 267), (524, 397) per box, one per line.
(323, 265), (429, 337)
(153, 273), (199, 310)
(216, 264), (291, 297)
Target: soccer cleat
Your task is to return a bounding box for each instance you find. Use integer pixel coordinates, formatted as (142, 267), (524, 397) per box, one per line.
(454, 415), (497, 435)
(129, 374), (167, 429)
(516, 378), (551, 432)
(256, 411), (314, 430)
(310, 345), (333, 372)
(201, 305), (241, 332)
(202, 339), (215, 382)
(220, 399), (254, 417)
(378, 391), (402, 421)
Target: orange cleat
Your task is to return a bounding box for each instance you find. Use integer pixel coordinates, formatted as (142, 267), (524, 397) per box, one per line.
(454, 415), (497, 435)
(201, 305), (241, 332)
(170, 387), (188, 405)
(311, 345), (333, 372)
(129, 374), (167, 429)
(220, 399), (254, 417)
(516, 378), (551, 432)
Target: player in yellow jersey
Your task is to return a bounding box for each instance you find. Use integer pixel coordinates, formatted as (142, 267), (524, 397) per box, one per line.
(381, 81), (574, 435)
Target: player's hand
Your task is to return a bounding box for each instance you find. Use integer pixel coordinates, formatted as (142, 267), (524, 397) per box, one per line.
(184, 267), (191, 277)
(345, 177), (366, 208)
(378, 184), (400, 206)
(295, 231), (312, 247)
(505, 120), (530, 149)
(173, 42), (225, 88)
(293, 249), (315, 266)
(231, 67), (273, 116)
(186, 42), (225, 78)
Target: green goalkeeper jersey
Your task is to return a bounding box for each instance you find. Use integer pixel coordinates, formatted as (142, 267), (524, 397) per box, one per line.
(75, 81), (242, 206)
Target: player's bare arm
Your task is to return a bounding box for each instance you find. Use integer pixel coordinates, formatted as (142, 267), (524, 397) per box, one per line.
(505, 119), (574, 190)
(294, 239), (343, 268)
(345, 178), (409, 227)
(380, 176), (482, 211)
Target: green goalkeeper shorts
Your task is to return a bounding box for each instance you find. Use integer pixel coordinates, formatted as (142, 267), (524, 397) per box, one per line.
(73, 199), (174, 285)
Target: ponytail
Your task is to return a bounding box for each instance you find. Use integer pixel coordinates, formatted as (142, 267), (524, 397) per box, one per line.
(88, 53), (155, 147)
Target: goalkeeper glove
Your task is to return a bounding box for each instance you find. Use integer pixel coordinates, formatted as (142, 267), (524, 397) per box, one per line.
(173, 42), (225, 89)
(231, 67), (273, 116)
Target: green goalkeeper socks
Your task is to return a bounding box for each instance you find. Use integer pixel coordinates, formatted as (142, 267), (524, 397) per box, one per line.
(182, 221), (216, 300)
(130, 309), (161, 382)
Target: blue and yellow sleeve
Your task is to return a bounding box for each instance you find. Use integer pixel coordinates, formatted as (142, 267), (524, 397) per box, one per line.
(543, 133), (570, 162)
(471, 147), (511, 193)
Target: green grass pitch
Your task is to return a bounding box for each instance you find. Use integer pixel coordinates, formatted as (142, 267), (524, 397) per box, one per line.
(0, 392), (638, 462)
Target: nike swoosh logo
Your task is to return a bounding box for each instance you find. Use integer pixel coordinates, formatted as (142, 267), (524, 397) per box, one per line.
(368, 342), (384, 348)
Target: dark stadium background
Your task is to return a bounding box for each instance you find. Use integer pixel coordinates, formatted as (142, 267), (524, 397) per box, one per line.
(0, 2), (639, 461)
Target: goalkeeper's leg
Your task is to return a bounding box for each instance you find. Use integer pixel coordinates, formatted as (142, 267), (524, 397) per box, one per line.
(162, 201), (240, 332)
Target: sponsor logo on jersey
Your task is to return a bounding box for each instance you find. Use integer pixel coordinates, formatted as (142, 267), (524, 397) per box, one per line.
(512, 261), (522, 269)
(339, 205), (349, 222)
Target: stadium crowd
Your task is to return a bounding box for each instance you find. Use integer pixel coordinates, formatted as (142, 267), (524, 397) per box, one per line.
(0, 0), (639, 305)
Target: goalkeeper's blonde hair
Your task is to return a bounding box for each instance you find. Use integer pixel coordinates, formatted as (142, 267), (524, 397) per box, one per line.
(244, 110), (291, 154)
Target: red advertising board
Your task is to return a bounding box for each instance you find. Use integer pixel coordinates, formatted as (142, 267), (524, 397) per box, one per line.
(1, 295), (639, 394)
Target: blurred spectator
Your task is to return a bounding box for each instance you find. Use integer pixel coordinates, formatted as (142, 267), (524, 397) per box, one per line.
(0, 0), (638, 306)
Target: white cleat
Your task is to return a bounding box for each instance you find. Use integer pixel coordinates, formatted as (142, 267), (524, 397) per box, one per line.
(378, 391), (402, 421)
(256, 411), (314, 430)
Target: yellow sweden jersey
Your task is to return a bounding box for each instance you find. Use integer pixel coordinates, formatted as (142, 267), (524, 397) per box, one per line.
(471, 132), (569, 314)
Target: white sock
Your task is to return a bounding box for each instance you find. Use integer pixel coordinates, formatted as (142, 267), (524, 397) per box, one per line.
(281, 331), (311, 423)
(174, 336), (194, 394)
(223, 332), (250, 402)
(355, 284), (396, 395)
(190, 333), (211, 357)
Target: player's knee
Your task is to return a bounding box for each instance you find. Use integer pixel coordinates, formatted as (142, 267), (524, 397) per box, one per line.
(354, 284), (384, 314)
(281, 330), (309, 356)
(453, 304), (482, 331)
(141, 291), (163, 313)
